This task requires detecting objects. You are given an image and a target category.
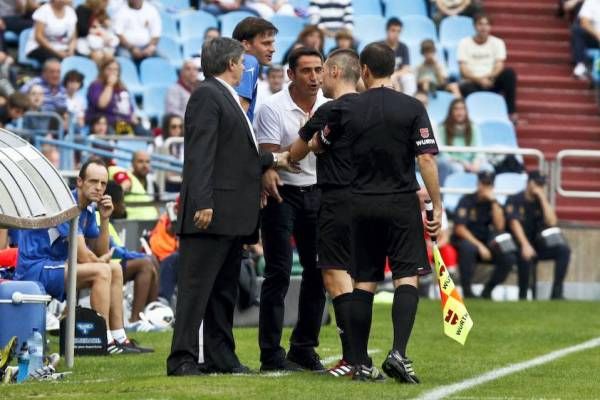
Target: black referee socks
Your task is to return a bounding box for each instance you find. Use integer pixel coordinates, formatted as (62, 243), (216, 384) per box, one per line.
(332, 292), (353, 362)
(392, 284), (419, 357)
(347, 289), (374, 366)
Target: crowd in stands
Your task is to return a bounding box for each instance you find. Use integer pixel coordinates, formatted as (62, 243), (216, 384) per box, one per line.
(0, 0), (578, 356)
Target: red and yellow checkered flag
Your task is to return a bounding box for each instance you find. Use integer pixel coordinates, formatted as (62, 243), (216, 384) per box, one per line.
(426, 201), (473, 345)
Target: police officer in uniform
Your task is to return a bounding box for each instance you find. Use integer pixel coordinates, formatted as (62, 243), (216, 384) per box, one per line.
(452, 170), (517, 298)
(505, 170), (571, 300)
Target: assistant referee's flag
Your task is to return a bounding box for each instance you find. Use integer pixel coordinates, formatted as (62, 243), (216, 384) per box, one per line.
(425, 201), (473, 345)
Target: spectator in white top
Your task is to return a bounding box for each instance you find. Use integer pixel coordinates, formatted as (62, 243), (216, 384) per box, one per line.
(246, 0), (295, 18)
(165, 60), (200, 118)
(571, 0), (600, 78)
(113, 0), (161, 63)
(458, 14), (517, 122)
(255, 64), (284, 114)
(309, 0), (353, 37)
(200, 0), (259, 17)
(25, 0), (77, 64)
(433, 0), (483, 23)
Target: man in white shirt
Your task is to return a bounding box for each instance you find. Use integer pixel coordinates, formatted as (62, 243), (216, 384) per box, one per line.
(254, 47), (327, 373)
(114, 0), (161, 63)
(458, 14), (518, 121)
(572, 0), (600, 78)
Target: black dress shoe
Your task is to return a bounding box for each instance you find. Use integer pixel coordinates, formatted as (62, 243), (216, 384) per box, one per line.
(168, 362), (204, 376)
(286, 349), (325, 371)
(228, 364), (252, 374)
(260, 358), (303, 372)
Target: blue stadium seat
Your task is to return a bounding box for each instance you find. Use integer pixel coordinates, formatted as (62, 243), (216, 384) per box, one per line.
(157, 0), (189, 12)
(352, 0), (383, 16)
(139, 57), (178, 88)
(179, 11), (219, 41)
(465, 92), (510, 124)
(439, 16), (475, 48)
(142, 86), (168, 122)
(18, 29), (39, 69)
(323, 37), (336, 55)
(494, 172), (527, 204)
(219, 11), (255, 38)
(427, 91), (455, 125)
(408, 42), (445, 68)
(273, 36), (296, 65)
(354, 15), (387, 49)
(116, 57), (143, 97)
(445, 45), (460, 79)
(478, 120), (518, 148)
(384, 0), (427, 18)
(289, 0), (310, 8)
(443, 172), (477, 213)
(270, 15), (305, 38)
(160, 11), (180, 40)
(401, 15), (437, 46)
(157, 36), (183, 68)
(60, 56), (98, 88)
(182, 36), (204, 60)
(3, 31), (17, 44)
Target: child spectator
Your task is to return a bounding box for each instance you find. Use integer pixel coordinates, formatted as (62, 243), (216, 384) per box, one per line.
(0, 92), (30, 128)
(328, 28), (356, 54)
(63, 69), (86, 129)
(417, 39), (461, 97)
(76, 0), (119, 65)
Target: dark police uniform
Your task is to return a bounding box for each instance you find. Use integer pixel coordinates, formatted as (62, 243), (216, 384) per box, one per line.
(325, 87), (436, 282)
(452, 193), (517, 298)
(505, 192), (571, 299)
(298, 93), (359, 269)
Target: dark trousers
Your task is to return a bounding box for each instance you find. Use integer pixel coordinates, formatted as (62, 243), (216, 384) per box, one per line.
(158, 251), (179, 302)
(571, 23), (599, 64)
(167, 234), (243, 374)
(455, 239), (517, 296)
(459, 68), (518, 114)
(27, 47), (59, 64)
(0, 15), (33, 51)
(259, 185), (325, 365)
(517, 243), (571, 299)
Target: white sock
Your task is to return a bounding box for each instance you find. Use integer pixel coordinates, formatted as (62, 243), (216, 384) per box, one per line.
(106, 330), (114, 344)
(111, 329), (127, 344)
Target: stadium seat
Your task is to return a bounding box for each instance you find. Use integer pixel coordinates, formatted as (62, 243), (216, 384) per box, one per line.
(354, 15), (387, 49)
(157, 0), (189, 12)
(160, 11), (180, 40)
(478, 120), (518, 148)
(3, 31), (17, 44)
(494, 172), (527, 204)
(142, 86), (168, 123)
(289, 0), (309, 8)
(116, 57), (143, 97)
(323, 37), (336, 55)
(401, 15), (437, 46)
(60, 56), (99, 88)
(18, 29), (39, 69)
(443, 172), (477, 213)
(157, 36), (183, 68)
(179, 11), (218, 41)
(219, 11), (255, 38)
(408, 42), (446, 68)
(270, 15), (305, 38)
(427, 91), (455, 125)
(273, 36), (296, 65)
(352, 0), (383, 16)
(182, 36), (203, 60)
(439, 16), (475, 48)
(445, 45), (460, 79)
(139, 57), (178, 88)
(465, 92), (510, 124)
(384, 0), (428, 18)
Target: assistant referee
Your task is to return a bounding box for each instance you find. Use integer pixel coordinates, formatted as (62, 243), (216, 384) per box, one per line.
(323, 42), (443, 383)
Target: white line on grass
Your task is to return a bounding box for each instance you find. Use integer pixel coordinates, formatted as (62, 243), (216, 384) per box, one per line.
(321, 349), (382, 365)
(418, 336), (600, 400)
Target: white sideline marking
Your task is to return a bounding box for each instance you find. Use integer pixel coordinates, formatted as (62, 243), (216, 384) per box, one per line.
(322, 349), (381, 365)
(417, 337), (600, 400)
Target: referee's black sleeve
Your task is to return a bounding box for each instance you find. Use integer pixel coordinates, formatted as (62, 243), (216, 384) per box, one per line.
(411, 103), (439, 156)
(299, 102), (332, 142)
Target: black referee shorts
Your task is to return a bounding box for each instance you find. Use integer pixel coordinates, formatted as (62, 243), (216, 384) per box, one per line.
(317, 187), (351, 270)
(350, 192), (428, 282)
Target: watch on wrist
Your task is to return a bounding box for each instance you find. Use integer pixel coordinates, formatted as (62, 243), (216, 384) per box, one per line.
(272, 153), (279, 168)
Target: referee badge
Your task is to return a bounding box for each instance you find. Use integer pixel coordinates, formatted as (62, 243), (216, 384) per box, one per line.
(419, 128), (430, 138)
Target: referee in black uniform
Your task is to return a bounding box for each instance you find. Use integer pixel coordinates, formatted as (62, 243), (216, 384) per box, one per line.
(320, 42), (442, 383)
(289, 49), (361, 377)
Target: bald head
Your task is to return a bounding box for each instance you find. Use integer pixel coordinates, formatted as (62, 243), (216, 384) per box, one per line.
(132, 150), (151, 178)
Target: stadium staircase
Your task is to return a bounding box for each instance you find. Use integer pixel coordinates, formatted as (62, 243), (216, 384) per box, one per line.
(486, 0), (600, 224)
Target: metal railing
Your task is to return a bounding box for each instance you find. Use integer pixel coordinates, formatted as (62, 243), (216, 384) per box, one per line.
(555, 149), (600, 199)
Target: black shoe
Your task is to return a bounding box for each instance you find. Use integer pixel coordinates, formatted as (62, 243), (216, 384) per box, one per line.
(286, 349), (325, 371)
(260, 358), (303, 372)
(229, 364), (252, 374)
(168, 362), (205, 376)
(116, 339), (154, 354)
(381, 350), (420, 384)
(480, 288), (492, 300)
(351, 364), (385, 382)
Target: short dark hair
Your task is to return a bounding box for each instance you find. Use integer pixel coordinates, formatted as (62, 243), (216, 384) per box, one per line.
(474, 13), (490, 24)
(7, 92), (30, 110)
(420, 39), (436, 55)
(386, 17), (403, 30)
(266, 65), (284, 76)
(232, 17), (278, 42)
(161, 113), (183, 138)
(201, 37), (245, 78)
(327, 49), (360, 83)
(287, 46), (323, 72)
(105, 180), (124, 204)
(359, 42), (395, 78)
(79, 157), (108, 180)
(62, 69), (84, 87)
